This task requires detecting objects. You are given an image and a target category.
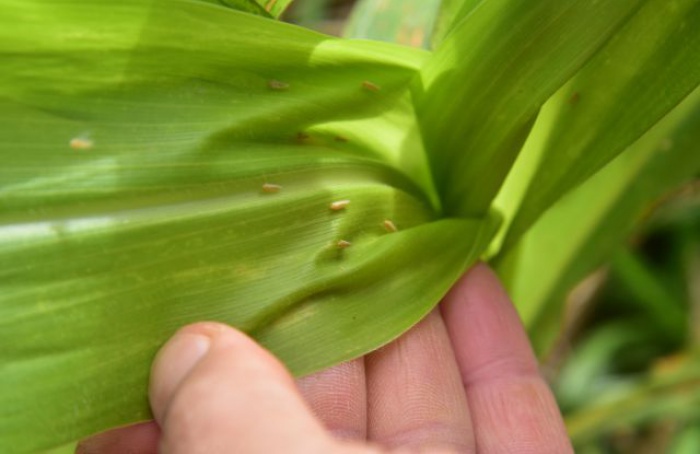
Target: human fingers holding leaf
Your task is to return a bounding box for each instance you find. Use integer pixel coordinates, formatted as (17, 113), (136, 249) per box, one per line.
(78, 264), (572, 453)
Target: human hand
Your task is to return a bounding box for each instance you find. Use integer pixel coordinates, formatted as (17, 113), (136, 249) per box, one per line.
(77, 264), (573, 453)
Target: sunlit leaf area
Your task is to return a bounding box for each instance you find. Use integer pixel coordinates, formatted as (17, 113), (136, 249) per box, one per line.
(2, 0), (699, 452)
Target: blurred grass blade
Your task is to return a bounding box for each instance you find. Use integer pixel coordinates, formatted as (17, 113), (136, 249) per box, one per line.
(495, 86), (700, 354)
(343, 0), (442, 49)
(0, 1), (502, 452)
(419, 0), (644, 218)
(556, 320), (658, 412)
(566, 354), (700, 447)
(611, 249), (687, 343)
(501, 0), (700, 250)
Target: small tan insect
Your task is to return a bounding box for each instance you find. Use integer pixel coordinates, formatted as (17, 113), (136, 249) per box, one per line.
(262, 183), (282, 193)
(296, 131), (310, 141)
(334, 135), (349, 143)
(362, 80), (381, 92)
(336, 240), (352, 249)
(268, 79), (290, 91)
(383, 219), (398, 233)
(69, 137), (93, 150)
(569, 92), (580, 105)
(330, 200), (350, 211)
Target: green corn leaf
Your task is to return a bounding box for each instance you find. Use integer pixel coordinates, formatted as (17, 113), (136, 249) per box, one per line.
(0, 1), (501, 452)
(418, 0), (645, 218)
(343, 0), (442, 49)
(41, 443), (76, 454)
(501, 0), (700, 249)
(194, 0), (271, 17)
(495, 86), (700, 354)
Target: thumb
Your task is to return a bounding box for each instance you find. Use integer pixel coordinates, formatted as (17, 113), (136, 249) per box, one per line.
(149, 322), (333, 454)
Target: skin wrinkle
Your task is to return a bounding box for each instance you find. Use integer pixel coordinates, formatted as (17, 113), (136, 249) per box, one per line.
(467, 378), (571, 454)
(371, 422), (475, 453)
(297, 358), (368, 441)
(366, 310), (475, 452)
(461, 354), (541, 388)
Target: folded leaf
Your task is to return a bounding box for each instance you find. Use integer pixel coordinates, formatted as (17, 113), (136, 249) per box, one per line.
(418, 0), (644, 218)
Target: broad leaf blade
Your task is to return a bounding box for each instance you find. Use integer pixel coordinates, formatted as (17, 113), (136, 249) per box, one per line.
(495, 86), (700, 354)
(418, 0), (645, 218)
(253, 216), (499, 371)
(0, 1), (498, 453)
(502, 0), (700, 249)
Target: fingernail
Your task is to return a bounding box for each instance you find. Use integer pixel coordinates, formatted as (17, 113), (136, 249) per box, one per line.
(150, 331), (211, 422)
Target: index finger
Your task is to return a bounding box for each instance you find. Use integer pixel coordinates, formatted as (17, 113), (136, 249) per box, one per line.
(440, 263), (573, 454)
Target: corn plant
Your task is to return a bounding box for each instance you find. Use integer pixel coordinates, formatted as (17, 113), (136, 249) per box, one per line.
(1, 0), (699, 452)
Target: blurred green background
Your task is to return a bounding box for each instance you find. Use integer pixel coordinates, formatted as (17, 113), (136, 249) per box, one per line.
(43, 1), (700, 452)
